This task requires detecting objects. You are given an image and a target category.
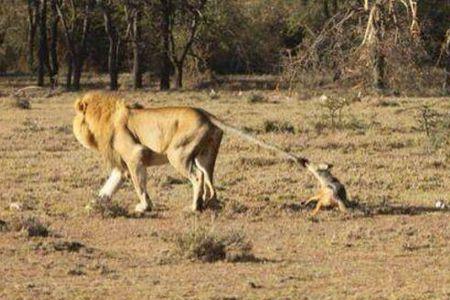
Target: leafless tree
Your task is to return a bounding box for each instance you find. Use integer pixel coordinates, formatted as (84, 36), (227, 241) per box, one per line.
(160, 0), (172, 90)
(56, 0), (93, 90)
(37, 0), (50, 87)
(168, 0), (207, 88)
(125, 1), (144, 89)
(49, 0), (60, 88)
(98, 0), (120, 90)
(27, 0), (38, 73)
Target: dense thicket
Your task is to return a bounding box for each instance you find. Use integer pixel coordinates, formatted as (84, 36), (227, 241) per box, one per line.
(0, 0), (448, 94)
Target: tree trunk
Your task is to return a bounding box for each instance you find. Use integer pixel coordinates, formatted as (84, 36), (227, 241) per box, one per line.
(27, 0), (38, 73)
(160, 0), (171, 90)
(445, 67), (449, 95)
(323, 0), (330, 19)
(37, 0), (49, 86)
(49, 0), (59, 88)
(108, 38), (119, 90)
(332, 0), (338, 13)
(371, 45), (386, 91)
(132, 9), (143, 89)
(371, 1), (386, 92)
(73, 59), (82, 91)
(56, 0), (92, 90)
(175, 62), (183, 88)
(101, 4), (119, 90)
(66, 54), (73, 89)
(443, 31), (450, 95)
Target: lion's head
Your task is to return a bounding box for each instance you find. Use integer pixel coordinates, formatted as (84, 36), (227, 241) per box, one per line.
(73, 92), (129, 170)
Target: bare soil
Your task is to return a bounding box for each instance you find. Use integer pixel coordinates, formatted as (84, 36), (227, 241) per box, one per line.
(0, 82), (449, 299)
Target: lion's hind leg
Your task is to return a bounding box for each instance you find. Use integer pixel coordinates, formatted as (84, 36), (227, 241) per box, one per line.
(194, 128), (223, 205)
(195, 158), (213, 202)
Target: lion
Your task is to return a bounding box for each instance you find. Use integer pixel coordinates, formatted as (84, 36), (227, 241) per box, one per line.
(73, 92), (308, 213)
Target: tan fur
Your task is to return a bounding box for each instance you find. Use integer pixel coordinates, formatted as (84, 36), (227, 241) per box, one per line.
(73, 92), (308, 213)
(303, 162), (349, 216)
(74, 92), (128, 170)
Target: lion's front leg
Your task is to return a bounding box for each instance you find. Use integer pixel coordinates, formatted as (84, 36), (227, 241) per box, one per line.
(86, 168), (124, 211)
(114, 130), (153, 214)
(98, 168), (124, 201)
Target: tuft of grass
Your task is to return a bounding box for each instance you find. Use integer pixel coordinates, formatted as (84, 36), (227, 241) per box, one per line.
(225, 200), (249, 215)
(21, 119), (44, 132)
(1, 97), (31, 109)
(247, 93), (267, 103)
(88, 200), (129, 218)
(263, 120), (295, 134)
(377, 99), (400, 107)
(0, 219), (8, 232)
(416, 104), (449, 151)
(52, 240), (86, 252)
(175, 227), (256, 263)
(9, 216), (49, 237)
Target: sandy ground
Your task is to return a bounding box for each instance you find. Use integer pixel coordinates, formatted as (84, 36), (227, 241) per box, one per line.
(0, 85), (449, 299)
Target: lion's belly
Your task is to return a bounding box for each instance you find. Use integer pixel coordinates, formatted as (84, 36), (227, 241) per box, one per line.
(141, 149), (169, 166)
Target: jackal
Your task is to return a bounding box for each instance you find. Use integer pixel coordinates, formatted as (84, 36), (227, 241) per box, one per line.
(303, 162), (349, 215)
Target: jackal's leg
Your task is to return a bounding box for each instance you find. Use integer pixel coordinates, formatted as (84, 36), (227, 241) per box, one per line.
(303, 190), (324, 206)
(311, 200), (324, 216)
(303, 195), (319, 206)
(336, 199), (348, 213)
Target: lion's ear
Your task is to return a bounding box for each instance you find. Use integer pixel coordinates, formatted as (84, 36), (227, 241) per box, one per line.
(75, 98), (87, 114)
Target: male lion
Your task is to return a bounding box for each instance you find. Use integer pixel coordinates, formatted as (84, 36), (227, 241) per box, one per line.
(73, 92), (308, 213)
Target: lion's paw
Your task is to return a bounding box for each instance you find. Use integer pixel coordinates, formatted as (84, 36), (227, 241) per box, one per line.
(134, 202), (152, 213)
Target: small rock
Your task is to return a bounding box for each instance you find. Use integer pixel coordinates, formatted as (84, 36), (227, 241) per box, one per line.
(435, 200), (446, 209)
(209, 89), (220, 100)
(319, 94), (328, 102)
(248, 281), (262, 289)
(10, 202), (23, 211)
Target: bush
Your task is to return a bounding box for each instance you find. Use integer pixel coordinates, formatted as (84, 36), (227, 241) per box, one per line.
(9, 216), (49, 237)
(87, 200), (129, 218)
(175, 227), (256, 263)
(263, 120), (295, 134)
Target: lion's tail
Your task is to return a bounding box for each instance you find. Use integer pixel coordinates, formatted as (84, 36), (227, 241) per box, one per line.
(202, 110), (308, 167)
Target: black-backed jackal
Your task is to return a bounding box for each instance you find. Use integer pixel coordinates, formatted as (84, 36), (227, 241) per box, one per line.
(303, 162), (349, 215)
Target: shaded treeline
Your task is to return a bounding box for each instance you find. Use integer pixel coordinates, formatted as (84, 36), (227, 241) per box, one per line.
(0, 0), (448, 93)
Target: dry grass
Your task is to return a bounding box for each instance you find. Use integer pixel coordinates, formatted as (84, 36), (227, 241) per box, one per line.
(0, 78), (449, 299)
(174, 226), (256, 263)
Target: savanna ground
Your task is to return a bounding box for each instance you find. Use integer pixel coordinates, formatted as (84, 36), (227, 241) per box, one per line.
(0, 76), (449, 299)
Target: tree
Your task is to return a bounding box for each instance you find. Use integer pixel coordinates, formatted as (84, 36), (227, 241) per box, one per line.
(56, 0), (93, 90)
(49, 0), (59, 88)
(37, 0), (50, 86)
(27, 0), (38, 73)
(168, 0), (207, 88)
(160, 0), (172, 90)
(125, 1), (144, 89)
(98, 0), (120, 90)
(368, 0), (387, 91)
